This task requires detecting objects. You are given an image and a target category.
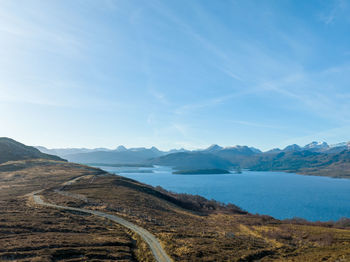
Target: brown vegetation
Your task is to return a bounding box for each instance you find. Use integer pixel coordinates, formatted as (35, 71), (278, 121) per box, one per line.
(43, 170), (350, 261)
(1, 159), (350, 261)
(0, 160), (151, 261)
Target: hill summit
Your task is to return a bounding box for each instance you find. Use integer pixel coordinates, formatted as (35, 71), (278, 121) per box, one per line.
(0, 137), (65, 164)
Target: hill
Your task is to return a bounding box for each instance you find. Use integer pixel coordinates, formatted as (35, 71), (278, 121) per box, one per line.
(64, 147), (164, 164)
(196, 143), (350, 179)
(211, 145), (261, 166)
(0, 137), (65, 164)
(149, 152), (235, 170)
(35, 146), (111, 157)
(242, 150), (350, 178)
(38, 146), (189, 164)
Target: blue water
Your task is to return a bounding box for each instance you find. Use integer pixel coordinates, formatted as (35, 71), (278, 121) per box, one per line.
(94, 165), (350, 222)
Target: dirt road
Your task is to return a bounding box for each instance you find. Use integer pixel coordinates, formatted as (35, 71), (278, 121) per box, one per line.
(30, 190), (172, 262)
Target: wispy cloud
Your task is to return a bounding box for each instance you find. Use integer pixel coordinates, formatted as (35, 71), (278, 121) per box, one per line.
(147, 113), (155, 125)
(148, 0), (247, 83)
(229, 120), (286, 129)
(2, 0), (350, 150)
(0, 80), (128, 110)
(281, 125), (350, 147)
(271, 66), (350, 123)
(149, 0), (323, 120)
(0, 2), (85, 57)
(171, 123), (189, 137)
(217, 67), (243, 82)
(174, 89), (253, 115)
(319, 0), (347, 24)
(151, 122), (191, 138)
(148, 88), (170, 105)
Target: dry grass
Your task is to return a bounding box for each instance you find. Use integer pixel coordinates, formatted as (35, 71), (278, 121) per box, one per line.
(43, 174), (350, 261)
(0, 159), (152, 262)
(1, 159), (350, 261)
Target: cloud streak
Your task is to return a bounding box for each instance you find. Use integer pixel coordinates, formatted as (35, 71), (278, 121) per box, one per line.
(319, 0), (347, 24)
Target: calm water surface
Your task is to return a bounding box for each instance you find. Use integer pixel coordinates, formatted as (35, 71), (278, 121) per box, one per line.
(94, 165), (350, 221)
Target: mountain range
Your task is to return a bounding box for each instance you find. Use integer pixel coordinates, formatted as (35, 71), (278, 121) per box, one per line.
(267, 141), (350, 154)
(34, 141), (350, 178)
(36, 145), (187, 164)
(37, 140), (350, 159)
(0, 137), (349, 178)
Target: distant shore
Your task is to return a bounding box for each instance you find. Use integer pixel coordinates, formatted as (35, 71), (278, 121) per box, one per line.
(173, 168), (230, 175)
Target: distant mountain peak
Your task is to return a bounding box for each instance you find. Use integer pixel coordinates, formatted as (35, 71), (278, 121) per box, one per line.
(205, 144), (223, 152)
(329, 141), (350, 148)
(150, 146), (161, 152)
(223, 145), (261, 152)
(226, 145), (241, 149)
(266, 148), (282, 153)
(167, 148), (188, 154)
(283, 144), (301, 152)
(304, 141), (329, 149)
(249, 147), (262, 153)
(115, 145), (127, 151)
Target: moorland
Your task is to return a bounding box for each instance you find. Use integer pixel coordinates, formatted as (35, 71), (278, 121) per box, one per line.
(1, 138), (350, 261)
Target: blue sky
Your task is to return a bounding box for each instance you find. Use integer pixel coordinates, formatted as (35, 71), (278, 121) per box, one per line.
(1, 0), (350, 150)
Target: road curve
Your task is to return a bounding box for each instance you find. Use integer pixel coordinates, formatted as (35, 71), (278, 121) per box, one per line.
(30, 191), (172, 262)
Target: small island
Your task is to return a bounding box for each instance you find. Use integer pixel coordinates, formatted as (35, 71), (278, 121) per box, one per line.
(88, 163), (154, 168)
(173, 168), (230, 175)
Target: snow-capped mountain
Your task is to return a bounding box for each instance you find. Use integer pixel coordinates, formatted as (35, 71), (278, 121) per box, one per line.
(303, 141), (329, 151)
(203, 144), (224, 153)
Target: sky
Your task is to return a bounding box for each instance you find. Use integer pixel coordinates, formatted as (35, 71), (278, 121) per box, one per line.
(1, 0), (350, 151)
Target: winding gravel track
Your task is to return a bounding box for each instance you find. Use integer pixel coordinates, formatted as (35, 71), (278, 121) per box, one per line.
(30, 190), (172, 262)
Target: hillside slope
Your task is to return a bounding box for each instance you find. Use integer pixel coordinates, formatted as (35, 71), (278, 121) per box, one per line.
(0, 137), (65, 164)
(42, 164), (350, 261)
(244, 150), (350, 178)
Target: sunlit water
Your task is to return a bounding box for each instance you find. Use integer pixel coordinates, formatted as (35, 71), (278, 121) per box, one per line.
(92, 165), (350, 221)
